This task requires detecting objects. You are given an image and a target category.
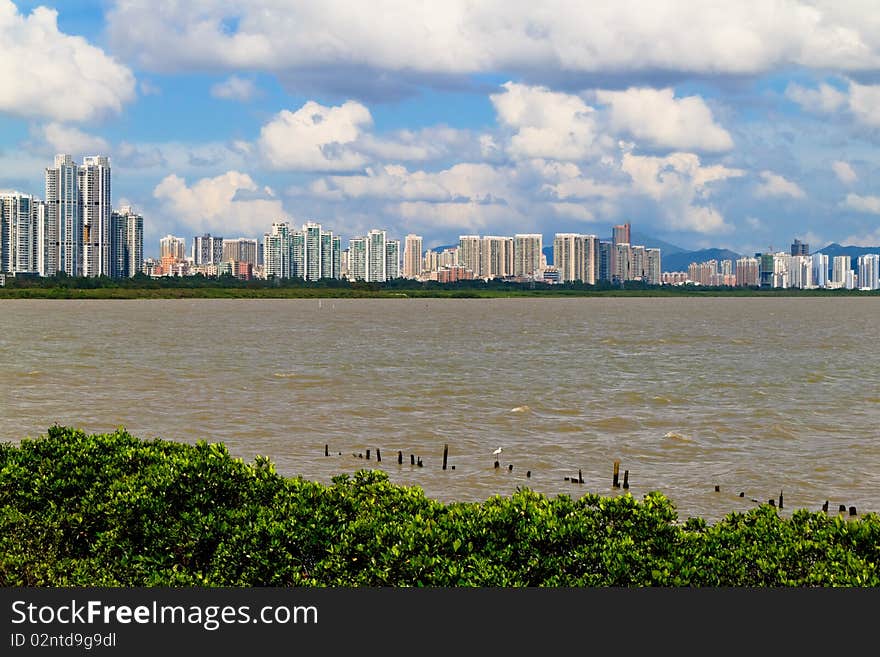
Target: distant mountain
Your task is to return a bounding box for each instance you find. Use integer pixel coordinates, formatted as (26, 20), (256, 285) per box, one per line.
(814, 243), (880, 259)
(630, 233), (687, 256)
(662, 248), (743, 273)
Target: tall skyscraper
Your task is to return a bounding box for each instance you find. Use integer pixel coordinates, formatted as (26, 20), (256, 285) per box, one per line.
(598, 241), (612, 282)
(553, 233), (587, 283)
(110, 206), (143, 278)
(403, 234), (423, 279)
(45, 154), (80, 276)
(1, 192), (42, 275)
(644, 248), (661, 285)
(79, 155), (111, 277)
(613, 242), (632, 283)
(514, 233), (542, 278)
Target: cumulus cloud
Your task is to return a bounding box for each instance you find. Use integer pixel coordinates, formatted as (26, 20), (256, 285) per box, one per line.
(39, 123), (110, 156)
(786, 79), (880, 127)
(754, 171), (806, 199)
(106, 2), (880, 88)
(594, 87), (733, 152)
(490, 82), (603, 160)
(153, 171), (285, 236)
(258, 100), (372, 171)
(785, 82), (848, 113)
(0, 1), (135, 121)
(620, 151), (745, 233)
(842, 192), (880, 214)
(310, 163), (512, 203)
(831, 160), (858, 185)
(211, 75), (259, 101)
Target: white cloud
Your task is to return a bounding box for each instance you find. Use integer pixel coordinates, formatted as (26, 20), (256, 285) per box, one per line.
(843, 228), (880, 247)
(786, 79), (880, 128)
(211, 75), (258, 101)
(310, 163), (512, 203)
(595, 87), (733, 152)
(490, 82), (602, 160)
(785, 82), (848, 113)
(258, 100), (371, 171)
(39, 123), (110, 156)
(106, 2), (880, 82)
(846, 80), (880, 127)
(842, 192), (880, 214)
(0, 2), (135, 121)
(152, 171), (285, 235)
(620, 151), (745, 233)
(754, 171), (806, 199)
(831, 160), (858, 185)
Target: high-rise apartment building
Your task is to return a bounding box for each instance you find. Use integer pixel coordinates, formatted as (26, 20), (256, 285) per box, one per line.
(613, 242), (631, 283)
(45, 154), (80, 276)
(222, 238), (259, 265)
(514, 233), (542, 279)
(303, 221), (323, 281)
(481, 236), (514, 280)
(552, 233), (598, 284)
(598, 241), (612, 282)
(1, 192), (42, 275)
(110, 206), (143, 278)
(812, 253), (829, 288)
(367, 229), (387, 282)
(386, 239), (400, 280)
(403, 234), (423, 279)
(160, 234), (186, 261)
(831, 255), (851, 288)
(735, 257), (759, 287)
(79, 155), (111, 277)
(347, 236), (367, 281)
(458, 235), (482, 278)
(644, 248), (661, 285)
(857, 253), (880, 290)
(262, 222), (291, 279)
(612, 223), (631, 247)
(192, 233), (223, 266)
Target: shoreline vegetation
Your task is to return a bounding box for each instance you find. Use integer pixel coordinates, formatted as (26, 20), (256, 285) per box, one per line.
(1, 426), (878, 586)
(2, 273), (880, 299)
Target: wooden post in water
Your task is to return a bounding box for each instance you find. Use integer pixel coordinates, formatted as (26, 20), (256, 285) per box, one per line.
(442, 444), (448, 471)
(622, 470), (629, 489)
(714, 485), (720, 492)
(578, 469), (584, 484)
(366, 449), (370, 460)
(398, 451), (403, 464)
(822, 500), (829, 513)
(612, 461), (620, 488)
(849, 506), (857, 516)
(376, 448), (381, 463)
(839, 504), (846, 513)
(778, 490), (783, 509)
(410, 454), (415, 465)
(324, 444), (329, 457)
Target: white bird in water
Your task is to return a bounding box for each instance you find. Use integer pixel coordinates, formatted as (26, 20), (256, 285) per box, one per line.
(493, 447), (503, 457)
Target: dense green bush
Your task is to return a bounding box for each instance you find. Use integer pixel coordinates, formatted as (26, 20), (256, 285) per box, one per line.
(1, 427), (877, 586)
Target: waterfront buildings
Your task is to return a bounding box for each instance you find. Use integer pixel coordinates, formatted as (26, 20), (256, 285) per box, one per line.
(110, 206), (143, 278)
(0, 192), (43, 275)
(403, 234), (423, 280)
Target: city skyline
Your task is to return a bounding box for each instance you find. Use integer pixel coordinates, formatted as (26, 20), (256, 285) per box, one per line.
(2, 2), (880, 262)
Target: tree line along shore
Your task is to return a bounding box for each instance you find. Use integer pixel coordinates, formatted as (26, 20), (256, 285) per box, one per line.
(1, 426), (877, 586)
(2, 273), (879, 299)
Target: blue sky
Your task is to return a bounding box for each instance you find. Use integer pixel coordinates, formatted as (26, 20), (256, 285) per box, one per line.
(2, 1), (880, 259)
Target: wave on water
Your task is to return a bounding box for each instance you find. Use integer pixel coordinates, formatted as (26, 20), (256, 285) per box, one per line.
(273, 372), (297, 378)
(510, 405), (532, 413)
(662, 431), (695, 444)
